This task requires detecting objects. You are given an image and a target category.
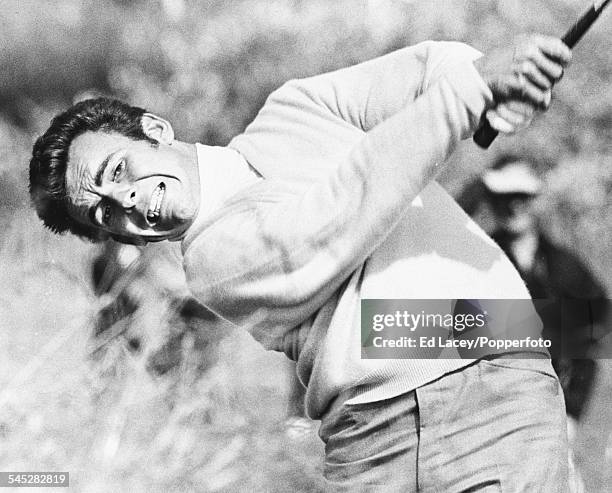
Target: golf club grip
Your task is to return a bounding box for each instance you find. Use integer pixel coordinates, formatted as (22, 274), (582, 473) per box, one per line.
(473, 119), (498, 149)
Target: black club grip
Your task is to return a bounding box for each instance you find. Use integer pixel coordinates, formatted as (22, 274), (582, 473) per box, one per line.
(473, 119), (498, 149)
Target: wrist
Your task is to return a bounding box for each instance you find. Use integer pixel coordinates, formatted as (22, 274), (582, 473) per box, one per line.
(472, 57), (496, 110)
(447, 57), (494, 129)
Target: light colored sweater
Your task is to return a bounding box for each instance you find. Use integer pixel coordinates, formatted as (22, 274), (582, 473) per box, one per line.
(182, 41), (538, 419)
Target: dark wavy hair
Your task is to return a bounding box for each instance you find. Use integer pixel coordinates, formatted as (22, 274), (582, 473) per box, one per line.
(29, 97), (156, 242)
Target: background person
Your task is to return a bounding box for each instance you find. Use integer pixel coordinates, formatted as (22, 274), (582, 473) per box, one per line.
(459, 156), (608, 421)
(458, 156), (611, 492)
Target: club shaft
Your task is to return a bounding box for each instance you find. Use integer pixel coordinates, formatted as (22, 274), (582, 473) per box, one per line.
(563, 0), (609, 47)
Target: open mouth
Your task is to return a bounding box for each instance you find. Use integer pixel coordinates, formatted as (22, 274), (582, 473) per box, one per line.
(147, 182), (165, 225)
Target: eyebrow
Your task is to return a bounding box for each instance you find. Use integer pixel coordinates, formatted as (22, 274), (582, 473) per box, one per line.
(94, 153), (113, 187)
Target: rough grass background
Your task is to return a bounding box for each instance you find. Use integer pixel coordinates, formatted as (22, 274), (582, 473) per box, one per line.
(1, 0), (611, 491)
(0, 209), (325, 492)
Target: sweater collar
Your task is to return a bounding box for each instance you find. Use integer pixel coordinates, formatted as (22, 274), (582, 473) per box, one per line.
(180, 144), (261, 245)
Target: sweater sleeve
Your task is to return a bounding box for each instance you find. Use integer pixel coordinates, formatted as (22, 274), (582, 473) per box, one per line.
(285, 40), (487, 131)
(228, 41), (491, 184)
(184, 53), (493, 347)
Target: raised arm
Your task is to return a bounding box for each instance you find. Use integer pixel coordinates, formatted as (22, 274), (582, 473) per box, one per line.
(229, 41), (486, 184)
(188, 38), (570, 343)
(185, 59), (489, 344)
(286, 40), (485, 132)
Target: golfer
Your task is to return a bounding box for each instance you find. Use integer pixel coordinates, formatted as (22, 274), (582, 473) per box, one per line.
(29, 35), (572, 491)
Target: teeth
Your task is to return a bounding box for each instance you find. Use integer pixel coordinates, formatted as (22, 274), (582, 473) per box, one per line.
(147, 183), (165, 223)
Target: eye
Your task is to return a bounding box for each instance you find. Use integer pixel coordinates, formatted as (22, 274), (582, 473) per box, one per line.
(112, 160), (125, 182)
(102, 204), (112, 225)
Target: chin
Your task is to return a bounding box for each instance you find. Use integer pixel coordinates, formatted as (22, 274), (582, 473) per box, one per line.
(175, 203), (198, 222)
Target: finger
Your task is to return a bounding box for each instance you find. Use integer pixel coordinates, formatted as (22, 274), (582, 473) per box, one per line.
(509, 76), (551, 109)
(495, 103), (534, 127)
(486, 109), (517, 134)
(504, 100), (536, 117)
(534, 35), (572, 65)
(524, 49), (565, 83)
(515, 59), (552, 90)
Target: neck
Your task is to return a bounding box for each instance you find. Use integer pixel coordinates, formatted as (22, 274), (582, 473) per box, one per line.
(171, 141), (201, 241)
(179, 144), (263, 246)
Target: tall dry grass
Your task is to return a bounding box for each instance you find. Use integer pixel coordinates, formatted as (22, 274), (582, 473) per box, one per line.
(0, 208), (324, 492)
(1, 1), (611, 490)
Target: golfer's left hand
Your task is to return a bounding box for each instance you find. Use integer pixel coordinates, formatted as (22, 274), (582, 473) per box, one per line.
(475, 34), (572, 133)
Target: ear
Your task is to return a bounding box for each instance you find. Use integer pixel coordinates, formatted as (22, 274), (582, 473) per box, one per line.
(141, 113), (175, 145)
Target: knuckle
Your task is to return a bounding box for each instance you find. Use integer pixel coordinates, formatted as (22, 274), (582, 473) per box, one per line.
(563, 50), (572, 65)
(537, 91), (548, 108)
(521, 60), (533, 74)
(533, 87), (543, 101)
(557, 40), (572, 62)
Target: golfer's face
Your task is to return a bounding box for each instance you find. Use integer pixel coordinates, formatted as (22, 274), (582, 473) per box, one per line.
(65, 130), (198, 242)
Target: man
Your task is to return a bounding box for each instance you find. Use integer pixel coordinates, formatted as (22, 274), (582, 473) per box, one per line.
(30, 36), (572, 490)
(460, 157), (609, 493)
(478, 158), (607, 415)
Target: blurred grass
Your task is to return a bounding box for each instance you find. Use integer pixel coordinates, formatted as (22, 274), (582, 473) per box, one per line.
(0, 0), (611, 491)
(0, 212), (324, 491)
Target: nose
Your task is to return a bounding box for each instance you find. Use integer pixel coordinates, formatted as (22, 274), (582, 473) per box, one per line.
(109, 184), (137, 210)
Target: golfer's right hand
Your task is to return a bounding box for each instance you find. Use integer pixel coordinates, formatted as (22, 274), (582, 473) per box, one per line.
(474, 34), (572, 132)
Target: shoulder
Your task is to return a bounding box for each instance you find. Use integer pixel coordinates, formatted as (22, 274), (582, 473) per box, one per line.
(181, 179), (298, 287)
